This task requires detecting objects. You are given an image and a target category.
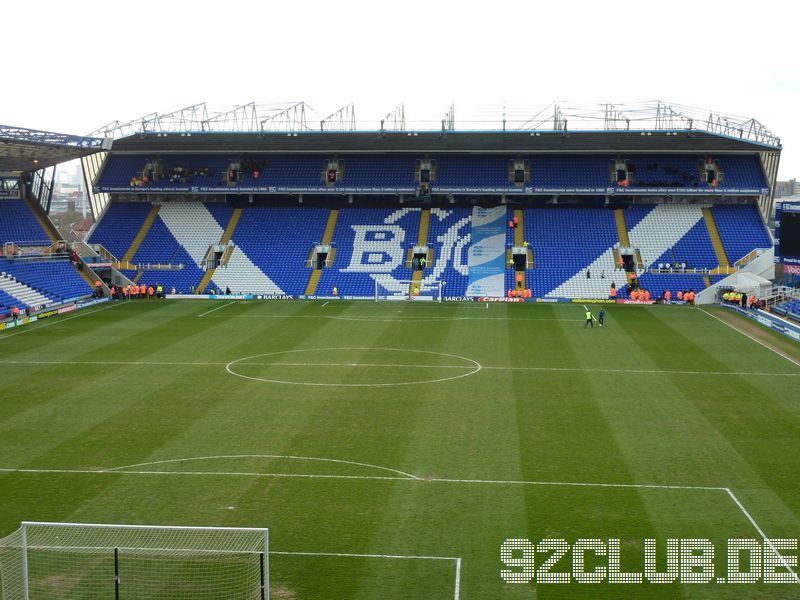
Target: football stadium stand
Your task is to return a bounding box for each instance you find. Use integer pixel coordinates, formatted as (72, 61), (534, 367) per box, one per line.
(773, 298), (800, 321)
(81, 200), (773, 301)
(0, 258), (92, 309)
(66, 115), (779, 303)
(0, 198), (93, 311)
(94, 154), (768, 195)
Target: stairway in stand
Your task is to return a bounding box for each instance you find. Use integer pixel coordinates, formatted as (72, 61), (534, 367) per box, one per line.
(198, 208), (243, 293)
(513, 208), (527, 289)
(305, 208), (339, 295)
(702, 207), (729, 269)
(614, 208), (631, 247)
(408, 208), (431, 296)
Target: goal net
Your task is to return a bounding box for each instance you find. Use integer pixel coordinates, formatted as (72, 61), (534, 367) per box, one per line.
(0, 522), (269, 600)
(373, 278), (444, 302)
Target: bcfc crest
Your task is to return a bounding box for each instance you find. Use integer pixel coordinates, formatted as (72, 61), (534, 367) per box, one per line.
(342, 207), (470, 287)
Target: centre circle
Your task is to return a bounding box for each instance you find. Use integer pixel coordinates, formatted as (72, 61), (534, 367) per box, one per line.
(225, 347), (481, 387)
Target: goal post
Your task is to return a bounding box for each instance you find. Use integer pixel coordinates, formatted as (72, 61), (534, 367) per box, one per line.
(373, 278), (444, 302)
(0, 522), (269, 600)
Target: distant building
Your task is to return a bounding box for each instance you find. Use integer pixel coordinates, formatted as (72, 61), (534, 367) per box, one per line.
(776, 178), (799, 198)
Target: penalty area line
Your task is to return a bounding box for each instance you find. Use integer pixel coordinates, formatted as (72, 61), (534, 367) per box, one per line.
(271, 551), (462, 600)
(724, 487), (799, 582)
(0, 462), (784, 584)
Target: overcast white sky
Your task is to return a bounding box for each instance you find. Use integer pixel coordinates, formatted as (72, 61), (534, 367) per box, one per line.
(4, 0), (798, 179)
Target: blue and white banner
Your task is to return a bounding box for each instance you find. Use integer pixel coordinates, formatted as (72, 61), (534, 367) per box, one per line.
(95, 184), (768, 197)
(466, 205), (507, 297)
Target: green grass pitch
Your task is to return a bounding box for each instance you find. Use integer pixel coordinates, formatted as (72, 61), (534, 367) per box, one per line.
(1, 299), (800, 599)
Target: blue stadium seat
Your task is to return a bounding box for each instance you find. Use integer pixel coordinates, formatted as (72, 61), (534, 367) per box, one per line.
(88, 202), (152, 260)
(0, 258), (93, 305)
(712, 204), (772, 263)
(317, 207), (421, 297)
(0, 199), (50, 244)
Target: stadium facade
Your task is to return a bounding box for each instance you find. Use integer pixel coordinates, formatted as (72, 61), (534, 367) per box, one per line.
(0, 101), (791, 314)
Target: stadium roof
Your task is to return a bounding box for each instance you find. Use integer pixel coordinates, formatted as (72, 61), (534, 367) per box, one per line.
(92, 100), (783, 154)
(0, 125), (110, 174)
(108, 129), (775, 154)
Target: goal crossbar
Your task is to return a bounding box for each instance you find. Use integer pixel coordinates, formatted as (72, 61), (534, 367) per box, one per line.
(0, 521), (270, 600)
(374, 278), (444, 302)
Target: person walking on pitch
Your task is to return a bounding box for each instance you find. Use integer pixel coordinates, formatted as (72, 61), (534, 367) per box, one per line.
(584, 307), (595, 328)
(598, 308), (606, 327)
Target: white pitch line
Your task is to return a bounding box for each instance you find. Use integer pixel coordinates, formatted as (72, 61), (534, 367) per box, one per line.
(104, 453), (420, 480)
(0, 359), (795, 378)
(3, 460), (785, 591)
(198, 301), (236, 318)
(200, 314), (584, 322)
(271, 550), (458, 561)
(0, 465), (725, 492)
(700, 308), (800, 369)
(270, 551), (461, 600)
(725, 487), (799, 582)
(480, 365), (800, 377)
(236, 362), (475, 370)
(0, 467), (411, 482)
(0, 302), (123, 341)
(425, 477), (726, 492)
(321, 301), (329, 308)
(454, 557), (461, 600)
(225, 348), (482, 388)
(0, 360), (223, 367)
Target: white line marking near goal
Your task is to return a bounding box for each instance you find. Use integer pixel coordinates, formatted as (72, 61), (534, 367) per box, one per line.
(271, 551), (462, 600)
(454, 557), (461, 600)
(0, 465), (725, 491)
(0, 302), (124, 341)
(724, 487), (799, 582)
(700, 308), (800, 369)
(321, 301), (329, 308)
(0, 467), (412, 482)
(104, 454), (420, 480)
(0, 461), (787, 585)
(198, 301), (236, 318)
(272, 550), (459, 560)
